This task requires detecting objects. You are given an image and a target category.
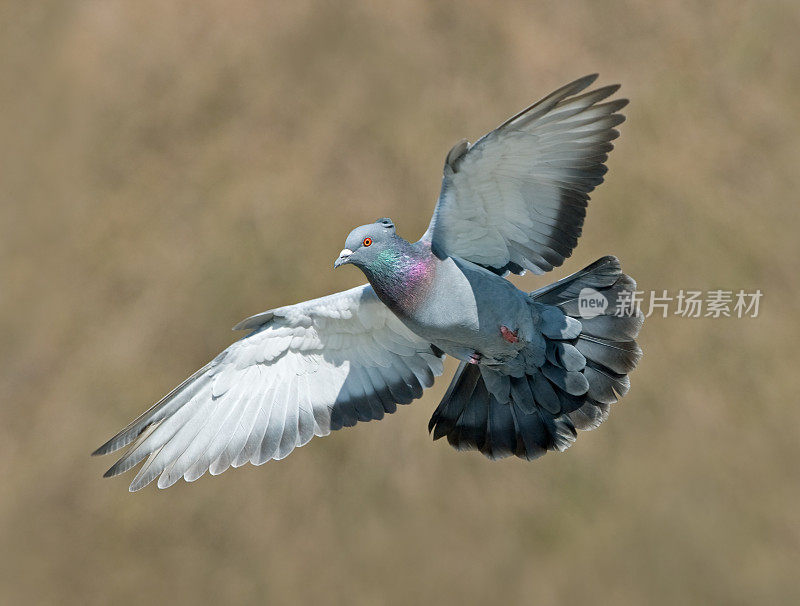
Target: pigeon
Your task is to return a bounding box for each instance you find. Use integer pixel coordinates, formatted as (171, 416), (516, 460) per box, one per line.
(94, 74), (643, 491)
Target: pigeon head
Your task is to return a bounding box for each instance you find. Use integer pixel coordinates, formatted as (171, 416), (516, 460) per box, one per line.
(334, 218), (397, 269)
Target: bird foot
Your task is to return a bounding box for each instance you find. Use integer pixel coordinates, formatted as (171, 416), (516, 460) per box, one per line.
(500, 325), (519, 343)
(468, 351), (482, 365)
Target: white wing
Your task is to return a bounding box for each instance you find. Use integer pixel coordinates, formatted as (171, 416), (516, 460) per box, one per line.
(94, 285), (444, 491)
(423, 74), (627, 276)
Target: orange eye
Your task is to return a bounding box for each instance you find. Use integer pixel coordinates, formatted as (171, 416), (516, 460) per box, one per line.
(362, 237), (372, 247)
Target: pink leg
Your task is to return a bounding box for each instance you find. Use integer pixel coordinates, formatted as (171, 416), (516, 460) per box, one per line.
(500, 325), (519, 343)
(468, 351), (482, 365)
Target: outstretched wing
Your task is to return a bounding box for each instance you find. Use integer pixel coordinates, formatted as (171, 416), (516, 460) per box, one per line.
(422, 74), (627, 276)
(93, 284), (444, 491)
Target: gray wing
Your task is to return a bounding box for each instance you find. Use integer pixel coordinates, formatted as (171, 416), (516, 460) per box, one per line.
(93, 284), (444, 491)
(422, 74), (627, 276)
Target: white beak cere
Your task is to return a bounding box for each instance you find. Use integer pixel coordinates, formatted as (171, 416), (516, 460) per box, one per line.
(334, 248), (353, 268)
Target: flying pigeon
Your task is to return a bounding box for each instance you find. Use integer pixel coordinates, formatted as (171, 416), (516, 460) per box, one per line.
(94, 74), (643, 491)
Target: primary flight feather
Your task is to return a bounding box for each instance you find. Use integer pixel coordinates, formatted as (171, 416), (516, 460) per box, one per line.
(94, 74), (643, 490)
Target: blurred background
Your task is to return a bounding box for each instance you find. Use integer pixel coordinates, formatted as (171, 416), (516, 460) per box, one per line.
(2, 1), (799, 604)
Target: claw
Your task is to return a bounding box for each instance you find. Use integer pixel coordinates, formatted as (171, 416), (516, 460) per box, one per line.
(500, 325), (519, 343)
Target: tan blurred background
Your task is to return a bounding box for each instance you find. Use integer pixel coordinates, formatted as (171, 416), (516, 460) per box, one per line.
(2, 1), (799, 604)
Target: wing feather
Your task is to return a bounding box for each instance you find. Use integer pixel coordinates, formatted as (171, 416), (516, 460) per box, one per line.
(423, 75), (627, 275)
(94, 284), (444, 490)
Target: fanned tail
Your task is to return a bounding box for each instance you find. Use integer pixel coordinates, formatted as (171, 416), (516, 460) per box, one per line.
(429, 256), (643, 460)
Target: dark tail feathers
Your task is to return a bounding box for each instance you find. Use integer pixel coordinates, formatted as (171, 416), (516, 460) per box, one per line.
(428, 256), (643, 461)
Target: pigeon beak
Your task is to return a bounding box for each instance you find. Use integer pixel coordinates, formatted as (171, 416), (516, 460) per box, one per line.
(334, 249), (353, 268)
